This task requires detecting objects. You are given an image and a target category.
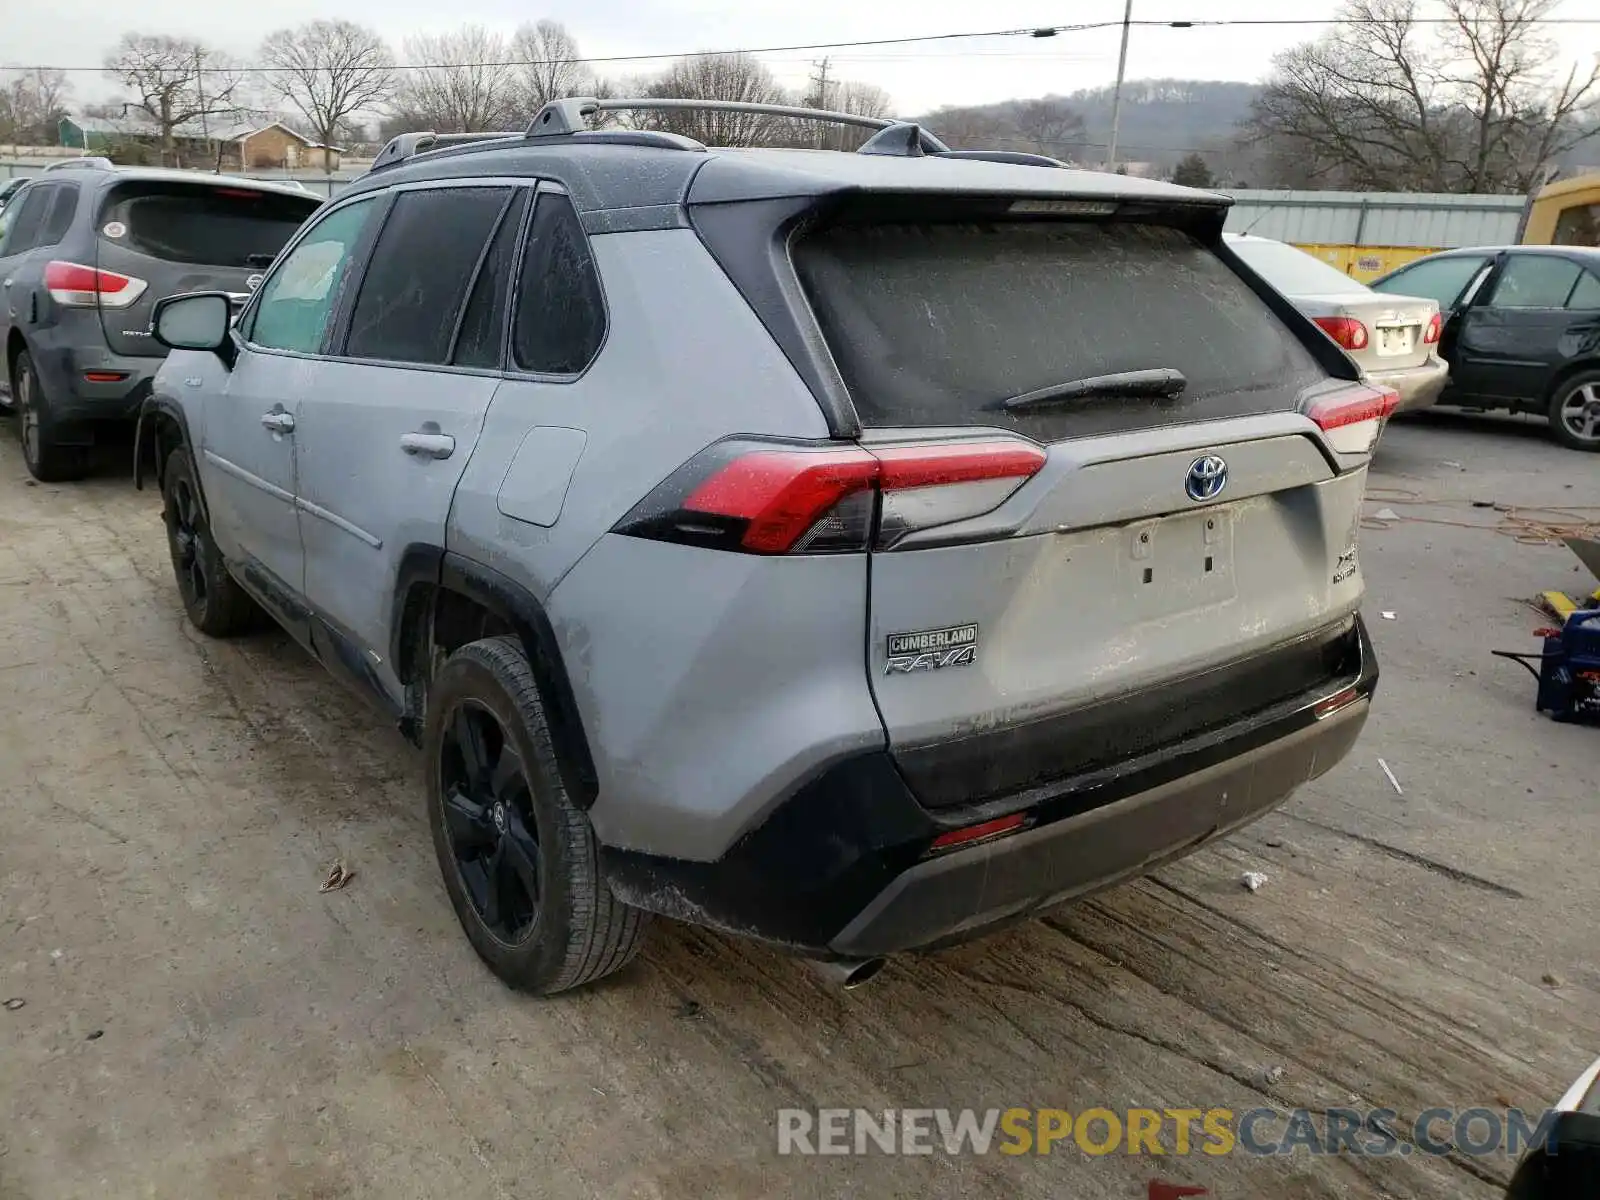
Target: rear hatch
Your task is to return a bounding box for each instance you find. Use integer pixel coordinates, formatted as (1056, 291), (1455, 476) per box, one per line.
(790, 207), (1381, 811)
(94, 180), (320, 356)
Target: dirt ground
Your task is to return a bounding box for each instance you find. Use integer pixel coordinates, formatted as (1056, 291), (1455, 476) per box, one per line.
(1, 411), (1596, 1200)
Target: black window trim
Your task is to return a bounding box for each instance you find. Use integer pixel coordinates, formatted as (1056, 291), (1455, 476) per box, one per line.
(503, 181), (611, 385)
(446, 188), (525, 369)
(320, 176), (534, 378)
(236, 189), (392, 361)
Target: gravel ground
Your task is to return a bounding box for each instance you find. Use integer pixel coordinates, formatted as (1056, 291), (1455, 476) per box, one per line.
(0, 411), (1596, 1200)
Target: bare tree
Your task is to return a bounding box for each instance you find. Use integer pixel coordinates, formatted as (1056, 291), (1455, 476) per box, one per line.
(922, 104), (1012, 150)
(1248, 0), (1599, 192)
(103, 33), (245, 165)
(512, 19), (599, 112)
(260, 20), (395, 172)
(638, 54), (792, 146)
(0, 69), (72, 145)
(1012, 99), (1086, 159)
(391, 26), (519, 133)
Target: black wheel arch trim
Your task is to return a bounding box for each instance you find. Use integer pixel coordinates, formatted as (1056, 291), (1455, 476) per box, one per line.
(395, 550), (600, 809)
(134, 394), (208, 523)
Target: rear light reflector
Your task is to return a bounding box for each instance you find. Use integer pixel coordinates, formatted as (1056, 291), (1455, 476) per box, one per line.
(618, 437), (1047, 555)
(82, 370), (130, 383)
(1312, 685), (1363, 720)
(1312, 316), (1369, 351)
(44, 260), (148, 309)
(928, 812), (1027, 854)
(1307, 384), (1400, 455)
(1423, 311), (1442, 344)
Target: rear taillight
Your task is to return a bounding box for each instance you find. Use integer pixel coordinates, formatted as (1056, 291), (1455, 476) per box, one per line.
(615, 437), (1047, 555)
(44, 260), (147, 309)
(1312, 316), (1369, 351)
(1307, 384), (1400, 455)
(1423, 311), (1442, 344)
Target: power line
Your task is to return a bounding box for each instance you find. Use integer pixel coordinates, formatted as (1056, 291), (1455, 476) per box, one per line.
(10, 14), (1600, 75)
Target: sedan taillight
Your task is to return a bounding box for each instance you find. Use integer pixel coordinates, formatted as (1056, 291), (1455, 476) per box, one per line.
(1312, 315), (1370, 351)
(1423, 311), (1442, 344)
(44, 260), (148, 309)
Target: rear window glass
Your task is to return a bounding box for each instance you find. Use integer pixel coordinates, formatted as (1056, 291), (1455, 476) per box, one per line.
(100, 183), (319, 268)
(1228, 237), (1367, 295)
(793, 220), (1324, 437)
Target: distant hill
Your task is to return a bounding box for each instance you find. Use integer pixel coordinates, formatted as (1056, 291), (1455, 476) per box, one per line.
(917, 78), (1263, 172)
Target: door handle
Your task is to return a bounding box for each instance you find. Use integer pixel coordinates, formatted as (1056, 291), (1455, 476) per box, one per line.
(260, 410), (295, 434)
(400, 431), (455, 460)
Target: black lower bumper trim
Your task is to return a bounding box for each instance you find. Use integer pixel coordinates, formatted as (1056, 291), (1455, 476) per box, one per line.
(603, 616), (1378, 956)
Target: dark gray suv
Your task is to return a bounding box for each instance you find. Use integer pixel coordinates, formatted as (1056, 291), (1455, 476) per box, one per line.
(0, 163), (319, 479)
(139, 99), (1388, 995)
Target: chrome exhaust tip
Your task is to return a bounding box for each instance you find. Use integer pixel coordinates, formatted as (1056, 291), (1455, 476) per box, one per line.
(805, 957), (886, 989)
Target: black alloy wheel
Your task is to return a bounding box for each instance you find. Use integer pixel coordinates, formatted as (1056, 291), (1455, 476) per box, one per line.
(438, 700), (543, 945)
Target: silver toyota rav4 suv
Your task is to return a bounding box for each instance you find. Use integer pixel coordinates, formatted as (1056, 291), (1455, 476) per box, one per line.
(138, 99), (1388, 994)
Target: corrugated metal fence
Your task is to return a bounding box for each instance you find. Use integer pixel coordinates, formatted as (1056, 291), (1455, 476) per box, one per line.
(1221, 189), (1528, 279)
(1222, 189), (1526, 247)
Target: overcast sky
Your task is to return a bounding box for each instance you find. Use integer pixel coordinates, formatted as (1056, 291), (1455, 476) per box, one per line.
(6, 0), (1343, 113)
(5, 0), (1597, 114)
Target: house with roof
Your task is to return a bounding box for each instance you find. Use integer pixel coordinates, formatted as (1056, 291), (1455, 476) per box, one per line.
(58, 113), (342, 171)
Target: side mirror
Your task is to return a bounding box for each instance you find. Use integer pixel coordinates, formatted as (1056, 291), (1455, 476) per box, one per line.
(152, 292), (236, 368)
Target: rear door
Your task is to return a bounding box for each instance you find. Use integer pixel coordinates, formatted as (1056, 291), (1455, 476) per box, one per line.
(792, 214), (1374, 809)
(94, 180), (320, 357)
(1452, 253), (1591, 402)
(293, 180), (521, 706)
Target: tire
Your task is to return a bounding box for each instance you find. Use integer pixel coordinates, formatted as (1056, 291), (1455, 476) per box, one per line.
(1548, 370), (1600, 452)
(12, 349), (88, 482)
(161, 446), (259, 636)
(424, 635), (648, 995)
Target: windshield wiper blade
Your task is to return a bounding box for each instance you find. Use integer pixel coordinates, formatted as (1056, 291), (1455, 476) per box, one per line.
(1000, 368), (1188, 411)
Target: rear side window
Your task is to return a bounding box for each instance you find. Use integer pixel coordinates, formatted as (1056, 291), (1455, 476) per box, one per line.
(512, 193), (606, 375)
(1569, 269), (1600, 309)
(1372, 256), (1488, 307)
(1486, 256), (1583, 309)
(39, 184), (78, 247)
(0, 185), (53, 255)
(346, 187), (513, 365)
(99, 183), (318, 268)
(794, 220), (1324, 438)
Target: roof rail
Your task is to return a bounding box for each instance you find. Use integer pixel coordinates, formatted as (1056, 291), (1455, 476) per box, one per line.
(43, 156), (115, 172)
(527, 97), (951, 155)
(369, 131), (521, 172)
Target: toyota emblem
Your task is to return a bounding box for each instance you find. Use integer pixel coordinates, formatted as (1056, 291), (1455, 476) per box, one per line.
(245, 273), (264, 291)
(1184, 455), (1228, 502)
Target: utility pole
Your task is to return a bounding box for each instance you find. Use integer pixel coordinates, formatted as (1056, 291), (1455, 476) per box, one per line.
(194, 46), (209, 171)
(1107, 0), (1133, 170)
(809, 57), (832, 149)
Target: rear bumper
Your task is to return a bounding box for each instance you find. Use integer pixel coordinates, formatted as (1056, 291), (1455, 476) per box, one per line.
(23, 322), (159, 423)
(1370, 355), (1449, 414)
(603, 616), (1378, 957)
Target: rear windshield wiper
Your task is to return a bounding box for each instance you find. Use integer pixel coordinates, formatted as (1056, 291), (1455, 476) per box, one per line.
(1000, 368), (1187, 411)
(244, 252), (277, 268)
